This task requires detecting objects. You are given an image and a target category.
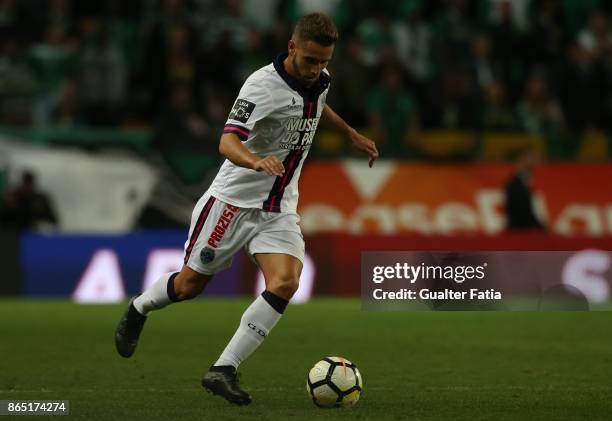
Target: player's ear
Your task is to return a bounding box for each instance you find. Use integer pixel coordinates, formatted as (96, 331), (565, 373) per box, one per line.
(288, 39), (296, 56)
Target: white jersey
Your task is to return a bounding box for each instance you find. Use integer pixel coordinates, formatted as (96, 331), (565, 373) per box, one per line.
(208, 53), (330, 213)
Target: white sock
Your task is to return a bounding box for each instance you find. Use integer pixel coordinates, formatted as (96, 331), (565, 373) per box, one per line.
(133, 272), (179, 316)
(214, 291), (288, 368)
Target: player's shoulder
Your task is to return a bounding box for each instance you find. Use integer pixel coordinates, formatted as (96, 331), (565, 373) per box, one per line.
(240, 62), (289, 103)
(243, 63), (278, 88)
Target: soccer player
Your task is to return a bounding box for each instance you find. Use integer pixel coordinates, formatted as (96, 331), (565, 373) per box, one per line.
(115, 12), (378, 405)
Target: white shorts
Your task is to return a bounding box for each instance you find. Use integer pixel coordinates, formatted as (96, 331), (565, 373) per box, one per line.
(183, 191), (305, 275)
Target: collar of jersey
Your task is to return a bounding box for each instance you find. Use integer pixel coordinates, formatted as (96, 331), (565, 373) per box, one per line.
(273, 53), (330, 99)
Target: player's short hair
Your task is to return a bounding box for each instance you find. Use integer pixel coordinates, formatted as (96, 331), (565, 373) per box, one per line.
(293, 13), (338, 46)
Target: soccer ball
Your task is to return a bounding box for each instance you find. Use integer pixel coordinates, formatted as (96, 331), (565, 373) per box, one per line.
(306, 356), (363, 408)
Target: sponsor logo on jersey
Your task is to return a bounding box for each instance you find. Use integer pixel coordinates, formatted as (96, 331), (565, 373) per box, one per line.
(229, 98), (256, 123)
(207, 204), (239, 248)
(280, 117), (320, 150)
(288, 97), (301, 110)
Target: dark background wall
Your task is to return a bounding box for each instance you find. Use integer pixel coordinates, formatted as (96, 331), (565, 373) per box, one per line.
(0, 228), (21, 295)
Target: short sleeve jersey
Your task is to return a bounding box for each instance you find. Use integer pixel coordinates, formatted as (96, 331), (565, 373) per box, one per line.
(208, 53), (330, 213)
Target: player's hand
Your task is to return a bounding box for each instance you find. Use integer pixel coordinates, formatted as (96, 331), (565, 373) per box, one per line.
(350, 130), (379, 167)
(253, 155), (285, 176)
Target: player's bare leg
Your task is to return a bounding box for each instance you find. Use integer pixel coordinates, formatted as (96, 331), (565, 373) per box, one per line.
(255, 253), (303, 301)
(115, 266), (212, 358)
(202, 253), (302, 405)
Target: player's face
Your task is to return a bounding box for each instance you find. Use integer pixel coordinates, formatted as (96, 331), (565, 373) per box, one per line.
(288, 39), (334, 86)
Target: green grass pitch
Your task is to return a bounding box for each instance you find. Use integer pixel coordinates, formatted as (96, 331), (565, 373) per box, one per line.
(1, 299), (611, 420)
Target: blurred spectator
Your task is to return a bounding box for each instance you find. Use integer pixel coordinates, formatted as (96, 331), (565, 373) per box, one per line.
(516, 74), (563, 136)
(15, 0), (74, 43)
(240, 0), (284, 76)
(152, 83), (220, 185)
(577, 9), (612, 58)
(326, 37), (370, 127)
(488, 1), (526, 99)
(280, 0), (351, 29)
(51, 79), (78, 128)
(431, 0), (477, 69)
(435, 69), (478, 129)
(464, 32), (504, 129)
(46, 0), (73, 35)
(563, 0), (601, 36)
(559, 42), (606, 133)
(202, 0), (250, 52)
(367, 66), (420, 157)
(0, 39), (37, 124)
(0, 171), (58, 230)
(0, 1), (610, 161)
(527, 0), (568, 69)
(152, 83), (213, 156)
(355, 9), (395, 67)
(0, 0), (17, 36)
(504, 149), (545, 231)
(564, 10), (612, 132)
(148, 0), (193, 26)
(76, 18), (126, 126)
(198, 0), (250, 112)
(480, 81), (517, 131)
(238, 28), (269, 81)
(466, 32), (500, 99)
(242, 0), (281, 32)
(265, 18), (292, 58)
(391, 2), (432, 86)
(484, 0), (529, 30)
(141, 0), (198, 116)
(165, 23), (197, 88)
(29, 25), (76, 127)
(204, 85), (234, 139)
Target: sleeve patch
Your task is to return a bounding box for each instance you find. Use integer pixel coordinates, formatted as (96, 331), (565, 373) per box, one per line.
(228, 99), (256, 123)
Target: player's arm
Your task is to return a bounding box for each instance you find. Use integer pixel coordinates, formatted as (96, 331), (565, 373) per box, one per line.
(219, 133), (285, 176)
(320, 104), (379, 167)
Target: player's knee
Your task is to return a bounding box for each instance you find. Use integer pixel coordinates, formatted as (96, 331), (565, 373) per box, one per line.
(174, 273), (207, 300)
(269, 275), (299, 300)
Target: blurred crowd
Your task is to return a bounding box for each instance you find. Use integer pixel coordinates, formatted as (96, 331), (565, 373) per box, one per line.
(1, 0), (612, 158)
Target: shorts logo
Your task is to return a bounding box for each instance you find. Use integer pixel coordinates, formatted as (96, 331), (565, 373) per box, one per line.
(207, 204), (239, 248)
(229, 99), (255, 123)
(200, 247), (216, 264)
